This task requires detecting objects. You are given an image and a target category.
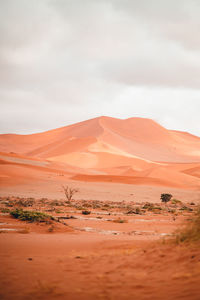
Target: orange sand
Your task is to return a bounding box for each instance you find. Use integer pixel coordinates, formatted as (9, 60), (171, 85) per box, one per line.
(0, 116), (200, 193)
(0, 210), (200, 300)
(0, 117), (200, 299)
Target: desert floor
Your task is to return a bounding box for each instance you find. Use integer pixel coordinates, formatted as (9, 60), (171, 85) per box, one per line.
(0, 186), (200, 300)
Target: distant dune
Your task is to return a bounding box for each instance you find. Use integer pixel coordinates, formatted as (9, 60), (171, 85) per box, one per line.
(0, 116), (200, 189)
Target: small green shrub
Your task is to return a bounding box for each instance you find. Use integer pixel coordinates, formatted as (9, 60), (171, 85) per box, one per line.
(82, 210), (91, 215)
(153, 206), (162, 210)
(143, 203), (154, 211)
(0, 208), (10, 213)
(10, 209), (54, 223)
(55, 210), (63, 214)
(152, 207), (163, 214)
(171, 199), (182, 205)
(180, 206), (193, 212)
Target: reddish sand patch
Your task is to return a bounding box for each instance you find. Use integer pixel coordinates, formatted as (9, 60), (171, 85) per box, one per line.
(1, 222), (200, 300)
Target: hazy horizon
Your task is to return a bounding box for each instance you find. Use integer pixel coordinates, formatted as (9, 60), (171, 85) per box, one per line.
(1, 115), (200, 138)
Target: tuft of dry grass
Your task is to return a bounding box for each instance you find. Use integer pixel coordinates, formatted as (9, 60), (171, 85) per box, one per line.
(171, 198), (182, 205)
(175, 207), (200, 244)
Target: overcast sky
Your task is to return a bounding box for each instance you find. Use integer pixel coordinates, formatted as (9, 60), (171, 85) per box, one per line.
(0, 0), (200, 136)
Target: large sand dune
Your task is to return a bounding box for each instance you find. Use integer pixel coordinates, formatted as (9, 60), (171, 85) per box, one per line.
(1, 117), (200, 300)
(0, 116), (200, 190)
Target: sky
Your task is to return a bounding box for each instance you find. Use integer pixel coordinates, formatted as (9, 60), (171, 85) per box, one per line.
(0, 0), (200, 136)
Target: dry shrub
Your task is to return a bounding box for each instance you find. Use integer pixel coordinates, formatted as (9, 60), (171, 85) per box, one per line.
(175, 207), (200, 244)
(50, 200), (64, 206)
(15, 198), (35, 207)
(171, 198), (182, 205)
(62, 185), (79, 201)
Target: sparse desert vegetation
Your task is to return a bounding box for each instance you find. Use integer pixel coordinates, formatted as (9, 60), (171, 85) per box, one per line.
(0, 195), (197, 221)
(10, 208), (54, 223)
(0, 158), (199, 299)
(175, 207), (200, 244)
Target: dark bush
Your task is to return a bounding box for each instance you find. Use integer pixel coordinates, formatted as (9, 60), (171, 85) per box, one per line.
(161, 193), (172, 203)
(81, 210), (91, 215)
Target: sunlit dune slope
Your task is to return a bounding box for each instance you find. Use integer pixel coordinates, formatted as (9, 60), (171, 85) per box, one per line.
(0, 116), (200, 164)
(0, 116), (200, 189)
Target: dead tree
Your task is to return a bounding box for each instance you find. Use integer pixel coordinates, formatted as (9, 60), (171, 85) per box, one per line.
(62, 185), (79, 201)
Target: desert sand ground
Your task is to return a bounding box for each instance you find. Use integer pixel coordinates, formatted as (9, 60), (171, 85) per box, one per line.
(0, 192), (200, 300)
(1, 117), (200, 299)
(0, 195), (200, 300)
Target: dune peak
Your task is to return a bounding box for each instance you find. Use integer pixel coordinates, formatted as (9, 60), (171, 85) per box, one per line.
(0, 116), (200, 166)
